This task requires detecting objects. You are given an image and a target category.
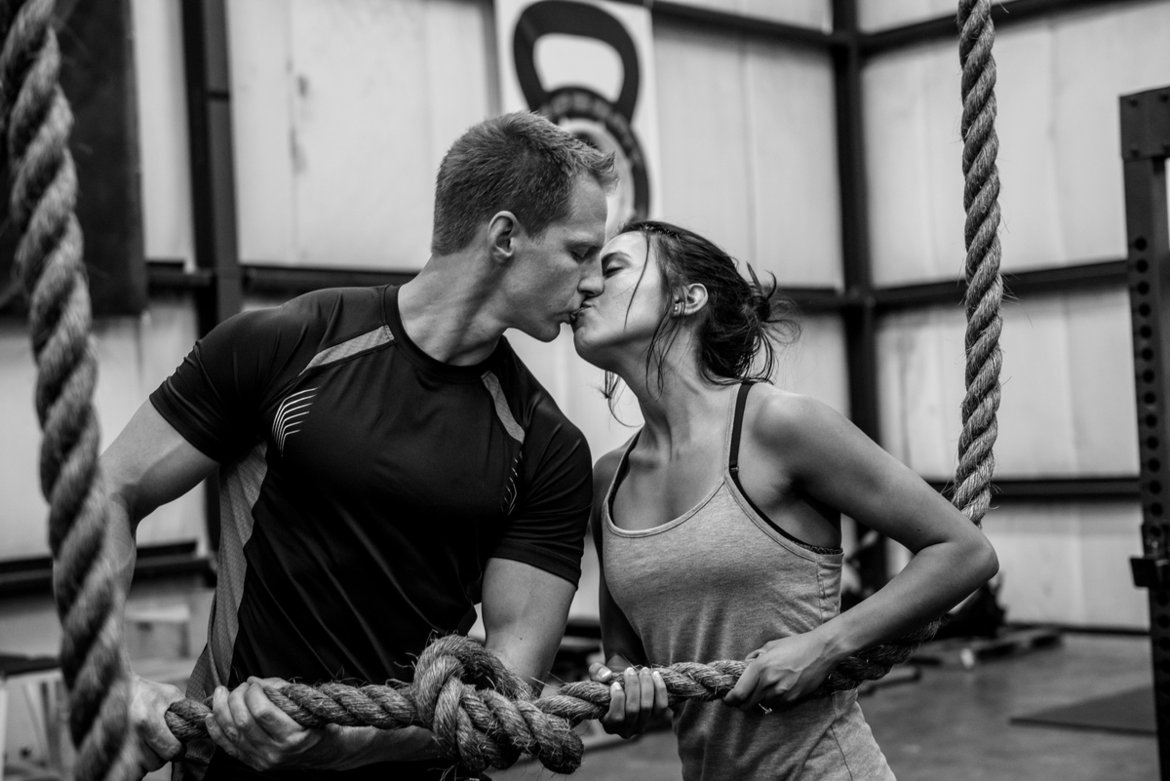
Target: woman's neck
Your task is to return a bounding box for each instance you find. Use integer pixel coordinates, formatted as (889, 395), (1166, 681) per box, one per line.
(622, 358), (734, 452)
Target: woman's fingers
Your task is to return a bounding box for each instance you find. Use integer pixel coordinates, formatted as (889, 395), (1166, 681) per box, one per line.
(723, 660), (761, 710)
(588, 662), (614, 684)
(652, 669), (668, 712)
(599, 665), (671, 738)
(623, 668), (640, 723)
(604, 681), (626, 725)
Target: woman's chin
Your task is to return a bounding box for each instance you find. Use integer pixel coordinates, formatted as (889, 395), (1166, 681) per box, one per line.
(570, 332), (606, 367)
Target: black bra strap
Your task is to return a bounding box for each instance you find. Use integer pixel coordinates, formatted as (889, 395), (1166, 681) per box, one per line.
(728, 382), (754, 475)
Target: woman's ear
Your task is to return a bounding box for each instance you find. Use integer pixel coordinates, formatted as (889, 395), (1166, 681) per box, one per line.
(488, 211), (519, 262)
(673, 283), (708, 317)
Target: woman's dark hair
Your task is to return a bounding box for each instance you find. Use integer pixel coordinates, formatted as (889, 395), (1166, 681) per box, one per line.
(603, 219), (801, 401)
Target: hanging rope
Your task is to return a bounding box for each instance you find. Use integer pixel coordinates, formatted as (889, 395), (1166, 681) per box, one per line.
(0, 1), (134, 779)
(792, 0), (1006, 687)
(953, 0), (1004, 526)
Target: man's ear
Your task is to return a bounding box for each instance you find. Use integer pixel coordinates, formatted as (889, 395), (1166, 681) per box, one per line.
(488, 211), (520, 262)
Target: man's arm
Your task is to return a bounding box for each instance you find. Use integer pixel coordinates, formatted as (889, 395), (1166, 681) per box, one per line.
(197, 557), (574, 773)
(480, 556), (577, 691)
(98, 401), (220, 772)
(105, 400), (220, 528)
(104, 400), (219, 655)
(112, 401), (446, 771)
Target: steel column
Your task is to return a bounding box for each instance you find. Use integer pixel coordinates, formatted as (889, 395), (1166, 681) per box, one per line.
(180, 0), (241, 335)
(1121, 85), (1170, 778)
(180, 0), (240, 551)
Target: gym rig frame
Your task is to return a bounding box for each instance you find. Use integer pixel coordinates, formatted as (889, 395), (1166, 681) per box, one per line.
(1123, 84), (1170, 779)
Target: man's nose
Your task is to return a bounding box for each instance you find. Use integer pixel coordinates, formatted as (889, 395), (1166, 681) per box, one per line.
(579, 256), (604, 297)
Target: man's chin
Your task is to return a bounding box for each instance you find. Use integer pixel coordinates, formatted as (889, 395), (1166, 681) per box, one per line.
(519, 323), (560, 343)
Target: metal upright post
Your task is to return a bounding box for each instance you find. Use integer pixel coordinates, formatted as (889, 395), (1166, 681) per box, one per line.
(1121, 85), (1170, 779)
(180, 0), (241, 551)
(832, 0), (887, 589)
(180, 0), (242, 335)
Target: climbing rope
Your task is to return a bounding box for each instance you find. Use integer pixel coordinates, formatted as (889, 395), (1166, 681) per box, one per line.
(797, 0), (1006, 689)
(4, 0), (1002, 777)
(953, 0), (1004, 526)
(1, 0), (134, 779)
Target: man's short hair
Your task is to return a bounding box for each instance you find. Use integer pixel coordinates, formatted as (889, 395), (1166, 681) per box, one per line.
(431, 112), (617, 255)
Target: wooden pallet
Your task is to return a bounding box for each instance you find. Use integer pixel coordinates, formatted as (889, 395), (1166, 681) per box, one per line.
(910, 626), (1063, 669)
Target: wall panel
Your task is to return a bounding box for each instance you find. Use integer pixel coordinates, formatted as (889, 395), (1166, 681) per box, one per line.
(982, 503), (1146, 628)
(130, 0), (193, 265)
(774, 314), (849, 415)
(859, 0), (956, 32)
(228, 0), (495, 269)
(878, 288), (1138, 479)
(654, 22), (842, 287)
(865, 0), (1170, 284)
(0, 301), (205, 559)
(663, 0), (831, 30)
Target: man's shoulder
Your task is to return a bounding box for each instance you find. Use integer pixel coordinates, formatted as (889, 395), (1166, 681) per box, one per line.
(245, 285), (391, 355)
(276, 285), (388, 325)
(491, 343), (588, 448)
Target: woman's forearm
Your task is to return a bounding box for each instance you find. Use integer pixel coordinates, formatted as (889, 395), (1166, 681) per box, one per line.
(817, 536), (998, 663)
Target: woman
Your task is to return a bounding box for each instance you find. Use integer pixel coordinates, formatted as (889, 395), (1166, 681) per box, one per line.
(570, 220), (998, 780)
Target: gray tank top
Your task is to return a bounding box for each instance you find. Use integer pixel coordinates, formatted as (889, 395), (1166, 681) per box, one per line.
(602, 383), (895, 780)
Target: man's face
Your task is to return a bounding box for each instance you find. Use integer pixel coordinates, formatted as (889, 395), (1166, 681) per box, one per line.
(505, 175), (609, 342)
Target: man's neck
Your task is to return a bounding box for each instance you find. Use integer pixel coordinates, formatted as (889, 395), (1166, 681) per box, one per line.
(397, 256), (505, 366)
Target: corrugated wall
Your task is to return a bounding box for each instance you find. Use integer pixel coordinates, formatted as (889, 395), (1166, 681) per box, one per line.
(1, 0), (1163, 631)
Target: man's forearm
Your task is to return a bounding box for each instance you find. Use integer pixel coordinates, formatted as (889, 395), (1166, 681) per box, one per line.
(106, 496), (138, 596)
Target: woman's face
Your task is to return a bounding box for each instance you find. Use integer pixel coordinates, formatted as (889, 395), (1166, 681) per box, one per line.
(571, 230), (670, 368)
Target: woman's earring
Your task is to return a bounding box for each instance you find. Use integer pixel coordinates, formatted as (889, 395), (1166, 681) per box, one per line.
(672, 301), (683, 316)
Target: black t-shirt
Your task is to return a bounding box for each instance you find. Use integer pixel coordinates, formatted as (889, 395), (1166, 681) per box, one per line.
(150, 285), (591, 779)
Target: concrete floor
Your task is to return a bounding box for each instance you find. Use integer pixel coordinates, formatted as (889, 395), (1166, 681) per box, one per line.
(494, 633), (1158, 781)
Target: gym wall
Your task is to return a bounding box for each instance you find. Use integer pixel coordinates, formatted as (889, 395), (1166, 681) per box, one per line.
(866, 0), (1170, 629)
(0, 0), (1164, 634)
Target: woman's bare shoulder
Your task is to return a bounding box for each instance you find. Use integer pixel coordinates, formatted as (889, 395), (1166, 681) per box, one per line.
(593, 440), (634, 493)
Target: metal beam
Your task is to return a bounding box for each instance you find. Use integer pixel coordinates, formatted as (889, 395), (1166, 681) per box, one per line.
(604, 0), (844, 48)
(0, 542), (213, 597)
(874, 259), (1129, 311)
(241, 266), (417, 298)
(826, 0), (890, 590)
(180, 0), (241, 335)
(1120, 84), (1170, 781)
(179, 0), (239, 553)
(928, 476), (1139, 503)
(831, 0), (878, 438)
(860, 0), (1149, 58)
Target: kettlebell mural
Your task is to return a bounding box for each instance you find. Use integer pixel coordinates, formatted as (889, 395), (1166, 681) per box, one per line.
(497, 0), (661, 233)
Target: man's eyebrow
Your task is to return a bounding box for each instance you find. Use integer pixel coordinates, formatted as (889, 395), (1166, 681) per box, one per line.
(567, 237), (600, 250)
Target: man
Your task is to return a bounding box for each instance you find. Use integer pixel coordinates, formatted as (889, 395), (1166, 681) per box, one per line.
(107, 112), (615, 779)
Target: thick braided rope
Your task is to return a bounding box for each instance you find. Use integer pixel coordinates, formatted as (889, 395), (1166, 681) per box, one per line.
(804, 0), (1005, 690)
(0, 1), (134, 779)
(162, 635), (754, 775)
(953, 0), (1003, 525)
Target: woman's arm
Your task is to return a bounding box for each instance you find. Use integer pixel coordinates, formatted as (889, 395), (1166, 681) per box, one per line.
(589, 449), (668, 736)
(590, 449), (647, 668)
(725, 390), (998, 709)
